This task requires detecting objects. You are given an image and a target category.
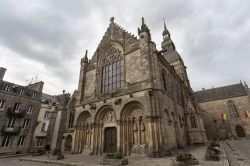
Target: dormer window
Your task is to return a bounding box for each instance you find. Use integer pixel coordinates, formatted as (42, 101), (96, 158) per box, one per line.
(32, 92), (37, 98)
(19, 89), (24, 95)
(101, 47), (124, 93)
(4, 84), (10, 92)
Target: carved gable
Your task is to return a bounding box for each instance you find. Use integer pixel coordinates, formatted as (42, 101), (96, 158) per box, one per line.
(87, 21), (139, 71)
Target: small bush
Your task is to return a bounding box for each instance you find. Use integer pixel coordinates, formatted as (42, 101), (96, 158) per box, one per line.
(104, 153), (114, 159)
(114, 152), (123, 159)
(176, 153), (196, 162)
(104, 153), (123, 159)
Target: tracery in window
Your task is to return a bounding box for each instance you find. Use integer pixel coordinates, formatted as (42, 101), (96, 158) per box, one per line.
(190, 114), (197, 128)
(101, 47), (124, 93)
(227, 100), (239, 118)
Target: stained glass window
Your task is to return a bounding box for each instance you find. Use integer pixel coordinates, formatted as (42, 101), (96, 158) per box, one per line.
(102, 47), (124, 93)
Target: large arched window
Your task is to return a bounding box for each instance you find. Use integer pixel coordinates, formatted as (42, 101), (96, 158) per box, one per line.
(227, 100), (239, 118)
(101, 47), (124, 93)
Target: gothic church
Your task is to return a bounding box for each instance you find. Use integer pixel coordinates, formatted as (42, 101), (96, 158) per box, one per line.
(62, 17), (207, 157)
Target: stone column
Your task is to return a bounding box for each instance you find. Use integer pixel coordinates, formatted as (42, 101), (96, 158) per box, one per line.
(117, 120), (121, 152)
(90, 123), (95, 153)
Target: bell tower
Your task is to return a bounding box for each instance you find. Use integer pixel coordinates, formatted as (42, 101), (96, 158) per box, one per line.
(161, 21), (190, 88)
(161, 21), (175, 52)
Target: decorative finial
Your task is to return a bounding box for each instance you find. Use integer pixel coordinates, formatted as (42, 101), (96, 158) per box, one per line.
(110, 17), (114, 23)
(163, 18), (167, 31)
(62, 90), (65, 94)
(142, 17), (145, 25)
(85, 50), (88, 59)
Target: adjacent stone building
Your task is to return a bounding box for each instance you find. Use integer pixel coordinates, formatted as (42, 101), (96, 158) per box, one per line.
(62, 18), (207, 157)
(33, 92), (70, 152)
(0, 67), (43, 154)
(33, 93), (58, 151)
(195, 82), (250, 140)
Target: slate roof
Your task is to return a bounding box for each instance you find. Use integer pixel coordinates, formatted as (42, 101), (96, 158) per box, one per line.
(163, 50), (181, 64)
(41, 93), (58, 104)
(194, 83), (247, 103)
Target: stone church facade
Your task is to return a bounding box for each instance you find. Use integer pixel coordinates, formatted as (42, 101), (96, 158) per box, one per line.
(62, 18), (207, 157)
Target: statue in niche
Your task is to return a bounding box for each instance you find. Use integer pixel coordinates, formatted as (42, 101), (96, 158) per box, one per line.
(140, 122), (146, 144)
(133, 119), (138, 144)
(104, 111), (115, 123)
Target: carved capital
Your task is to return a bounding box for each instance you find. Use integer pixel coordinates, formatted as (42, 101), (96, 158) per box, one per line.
(114, 98), (122, 105)
(89, 103), (96, 110)
(148, 89), (153, 96)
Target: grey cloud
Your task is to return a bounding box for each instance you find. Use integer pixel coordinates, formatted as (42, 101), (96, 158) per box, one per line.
(0, 0), (249, 94)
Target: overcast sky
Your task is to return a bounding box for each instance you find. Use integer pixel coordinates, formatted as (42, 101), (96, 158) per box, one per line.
(0, 0), (250, 95)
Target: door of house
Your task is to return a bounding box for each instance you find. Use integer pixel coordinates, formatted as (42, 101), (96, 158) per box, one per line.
(235, 125), (246, 138)
(104, 127), (117, 153)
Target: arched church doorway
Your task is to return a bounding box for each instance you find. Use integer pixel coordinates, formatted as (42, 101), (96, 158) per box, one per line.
(120, 101), (147, 155)
(73, 111), (92, 153)
(104, 127), (117, 153)
(235, 125), (246, 138)
(65, 135), (72, 151)
(93, 105), (117, 154)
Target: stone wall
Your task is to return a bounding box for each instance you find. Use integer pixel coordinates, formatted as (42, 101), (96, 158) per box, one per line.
(84, 69), (96, 99)
(199, 95), (250, 140)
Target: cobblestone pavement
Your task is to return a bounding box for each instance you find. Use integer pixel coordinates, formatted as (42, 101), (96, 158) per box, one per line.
(0, 144), (232, 166)
(228, 139), (250, 165)
(1, 156), (59, 166)
(185, 144), (229, 166)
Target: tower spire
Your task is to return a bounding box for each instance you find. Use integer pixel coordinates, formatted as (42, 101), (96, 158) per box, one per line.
(163, 19), (167, 31)
(84, 50), (88, 59)
(162, 19), (170, 39)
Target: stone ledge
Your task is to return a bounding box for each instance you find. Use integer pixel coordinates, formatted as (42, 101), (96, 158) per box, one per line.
(19, 158), (100, 166)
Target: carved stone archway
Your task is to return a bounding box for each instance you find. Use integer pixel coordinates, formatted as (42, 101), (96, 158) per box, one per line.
(93, 105), (117, 154)
(73, 111), (92, 154)
(120, 101), (147, 155)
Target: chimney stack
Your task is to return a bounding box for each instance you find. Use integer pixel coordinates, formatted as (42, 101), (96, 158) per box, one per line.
(0, 67), (6, 80)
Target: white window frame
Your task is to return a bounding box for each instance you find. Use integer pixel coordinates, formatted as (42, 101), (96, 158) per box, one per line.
(41, 122), (46, 132)
(23, 119), (30, 129)
(13, 103), (21, 112)
(8, 118), (15, 127)
(44, 111), (50, 119)
(19, 89), (24, 95)
(36, 138), (45, 147)
(0, 99), (5, 110)
(32, 92), (37, 98)
(4, 84), (10, 92)
(27, 105), (33, 114)
(1, 135), (11, 147)
(17, 136), (25, 146)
